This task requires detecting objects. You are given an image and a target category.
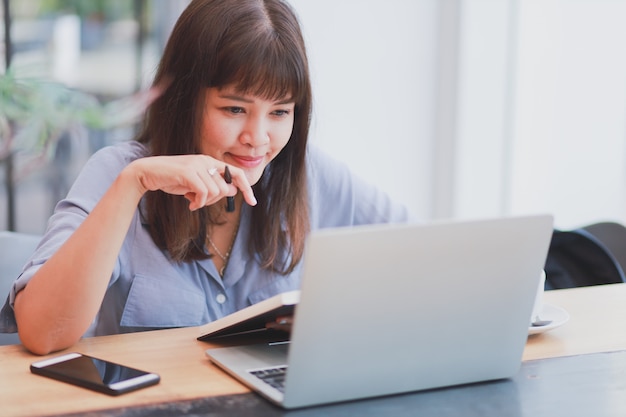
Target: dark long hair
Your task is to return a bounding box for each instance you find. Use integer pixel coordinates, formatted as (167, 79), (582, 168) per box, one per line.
(137, 0), (311, 274)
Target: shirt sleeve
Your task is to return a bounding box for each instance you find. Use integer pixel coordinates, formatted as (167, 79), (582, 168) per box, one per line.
(0, 141), (147, 333)
(306, 146), (418, 229)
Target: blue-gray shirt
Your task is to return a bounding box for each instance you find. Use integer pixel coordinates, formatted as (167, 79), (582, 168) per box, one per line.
(1, 141), (414, 337)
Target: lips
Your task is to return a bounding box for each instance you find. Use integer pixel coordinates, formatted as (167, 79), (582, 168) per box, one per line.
(228, 154), (265, 169)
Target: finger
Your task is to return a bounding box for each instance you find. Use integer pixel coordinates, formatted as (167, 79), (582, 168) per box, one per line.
(186, 168), (223, 210)
(265, 316), (293, 332)
(228, 166), (257, 206)
(184, 191), (201, 211)
(195, 170), (223, 208)
(200, 158), (234, 197)
(198, 160), (245, 206)
(212, 168), (234, 196)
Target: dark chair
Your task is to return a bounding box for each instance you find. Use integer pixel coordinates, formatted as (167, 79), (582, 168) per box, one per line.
(582, 222), (626, 275)
(544, 222), (626, 290)
(0, 231), (41, 345)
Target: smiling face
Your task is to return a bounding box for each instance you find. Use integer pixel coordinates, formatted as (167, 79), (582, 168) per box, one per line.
(200, 85), (295, 185)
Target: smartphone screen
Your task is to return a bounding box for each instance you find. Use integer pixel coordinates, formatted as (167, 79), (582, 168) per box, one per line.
(31, 352), (160, 395)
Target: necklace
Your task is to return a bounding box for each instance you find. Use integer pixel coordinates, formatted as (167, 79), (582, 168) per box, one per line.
(207, 217), (240, 278)
(207, 236), (230, 262)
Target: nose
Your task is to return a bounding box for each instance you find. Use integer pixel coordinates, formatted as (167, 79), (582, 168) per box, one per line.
(240, 116), (270, 147)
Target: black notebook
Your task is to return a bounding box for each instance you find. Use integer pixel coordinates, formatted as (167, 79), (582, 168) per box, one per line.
(197, 291), (299, 341)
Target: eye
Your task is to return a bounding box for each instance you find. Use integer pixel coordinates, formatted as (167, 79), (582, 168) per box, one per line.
(224, 106), (245, 114)
(271, 108), (292, 117)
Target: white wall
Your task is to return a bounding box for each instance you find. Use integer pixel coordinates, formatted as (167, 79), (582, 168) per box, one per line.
(451, 0), (516, 219)
(509, 0), (626, 229)
(289, 0), (439, 220)
(454, 0), (626, 229)
(294, 0), (626, 230)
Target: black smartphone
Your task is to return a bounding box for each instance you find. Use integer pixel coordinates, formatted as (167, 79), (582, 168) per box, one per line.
(30, 352), (160, 396)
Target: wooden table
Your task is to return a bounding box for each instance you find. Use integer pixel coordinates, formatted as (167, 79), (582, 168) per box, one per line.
(524, 283), (626, 360)
(2, 284), (626, 417)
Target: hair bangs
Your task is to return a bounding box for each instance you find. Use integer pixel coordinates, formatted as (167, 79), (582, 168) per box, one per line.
(213, 32), (307, 105)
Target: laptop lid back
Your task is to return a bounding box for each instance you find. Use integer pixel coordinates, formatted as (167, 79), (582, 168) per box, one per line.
(282, 215), (553, 408)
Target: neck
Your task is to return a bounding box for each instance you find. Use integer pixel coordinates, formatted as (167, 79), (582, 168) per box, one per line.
(207, 207), (241, 277)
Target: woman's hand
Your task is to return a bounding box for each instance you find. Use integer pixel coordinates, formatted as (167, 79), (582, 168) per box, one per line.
(265, 316), (293, 333)
(16, 153), (260, 355)
(129, 154), (257, 210)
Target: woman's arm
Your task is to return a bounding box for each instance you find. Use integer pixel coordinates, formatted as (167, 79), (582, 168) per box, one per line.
(306, 146), (417, 229)
(14, 155), (256, 355)
(14, 164), (146, 355)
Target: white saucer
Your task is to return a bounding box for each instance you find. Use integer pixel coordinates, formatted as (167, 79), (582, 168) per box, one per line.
(528, 303), (570, 335)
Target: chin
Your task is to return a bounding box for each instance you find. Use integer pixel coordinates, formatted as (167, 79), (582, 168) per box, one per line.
(246, 170), (264, 186)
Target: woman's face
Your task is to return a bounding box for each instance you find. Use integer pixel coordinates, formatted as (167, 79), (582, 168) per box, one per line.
(201, 85), (295, 185)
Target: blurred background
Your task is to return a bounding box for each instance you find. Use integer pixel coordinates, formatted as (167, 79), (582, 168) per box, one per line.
(2, 0), (626, 235)
(0, 0), (188, 233)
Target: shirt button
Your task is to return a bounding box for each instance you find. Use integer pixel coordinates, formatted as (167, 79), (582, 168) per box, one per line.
(216, 294), (227, 304)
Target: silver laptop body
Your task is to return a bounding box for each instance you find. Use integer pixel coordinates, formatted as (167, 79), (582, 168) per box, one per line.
(206, 215), (554, 409)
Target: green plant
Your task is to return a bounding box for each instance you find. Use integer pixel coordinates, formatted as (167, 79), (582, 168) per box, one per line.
(0, 67), (160, 229)
(38, 0), (134, 20)
(0, 67), (153, 161)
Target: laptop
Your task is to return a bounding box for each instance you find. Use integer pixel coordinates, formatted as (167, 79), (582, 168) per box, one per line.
(203, 215), (554, 409)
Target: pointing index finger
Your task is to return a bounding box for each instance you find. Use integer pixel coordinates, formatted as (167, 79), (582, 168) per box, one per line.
(227, 166), (257, 207)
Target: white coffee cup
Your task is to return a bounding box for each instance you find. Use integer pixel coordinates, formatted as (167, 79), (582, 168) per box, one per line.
(531, 269), (546, 324)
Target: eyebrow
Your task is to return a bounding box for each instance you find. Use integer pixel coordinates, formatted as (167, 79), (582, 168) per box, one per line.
(218, 94), (294, 105)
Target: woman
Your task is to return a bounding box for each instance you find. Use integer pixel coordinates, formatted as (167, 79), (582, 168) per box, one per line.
(2, 0), (413, 355)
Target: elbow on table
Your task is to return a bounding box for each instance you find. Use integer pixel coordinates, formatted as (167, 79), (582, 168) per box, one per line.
(14, 301), (82, 355)
(18, 325), (81, 356)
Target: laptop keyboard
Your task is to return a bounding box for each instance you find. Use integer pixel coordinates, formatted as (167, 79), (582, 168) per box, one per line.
(249, 366), (288, 393)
